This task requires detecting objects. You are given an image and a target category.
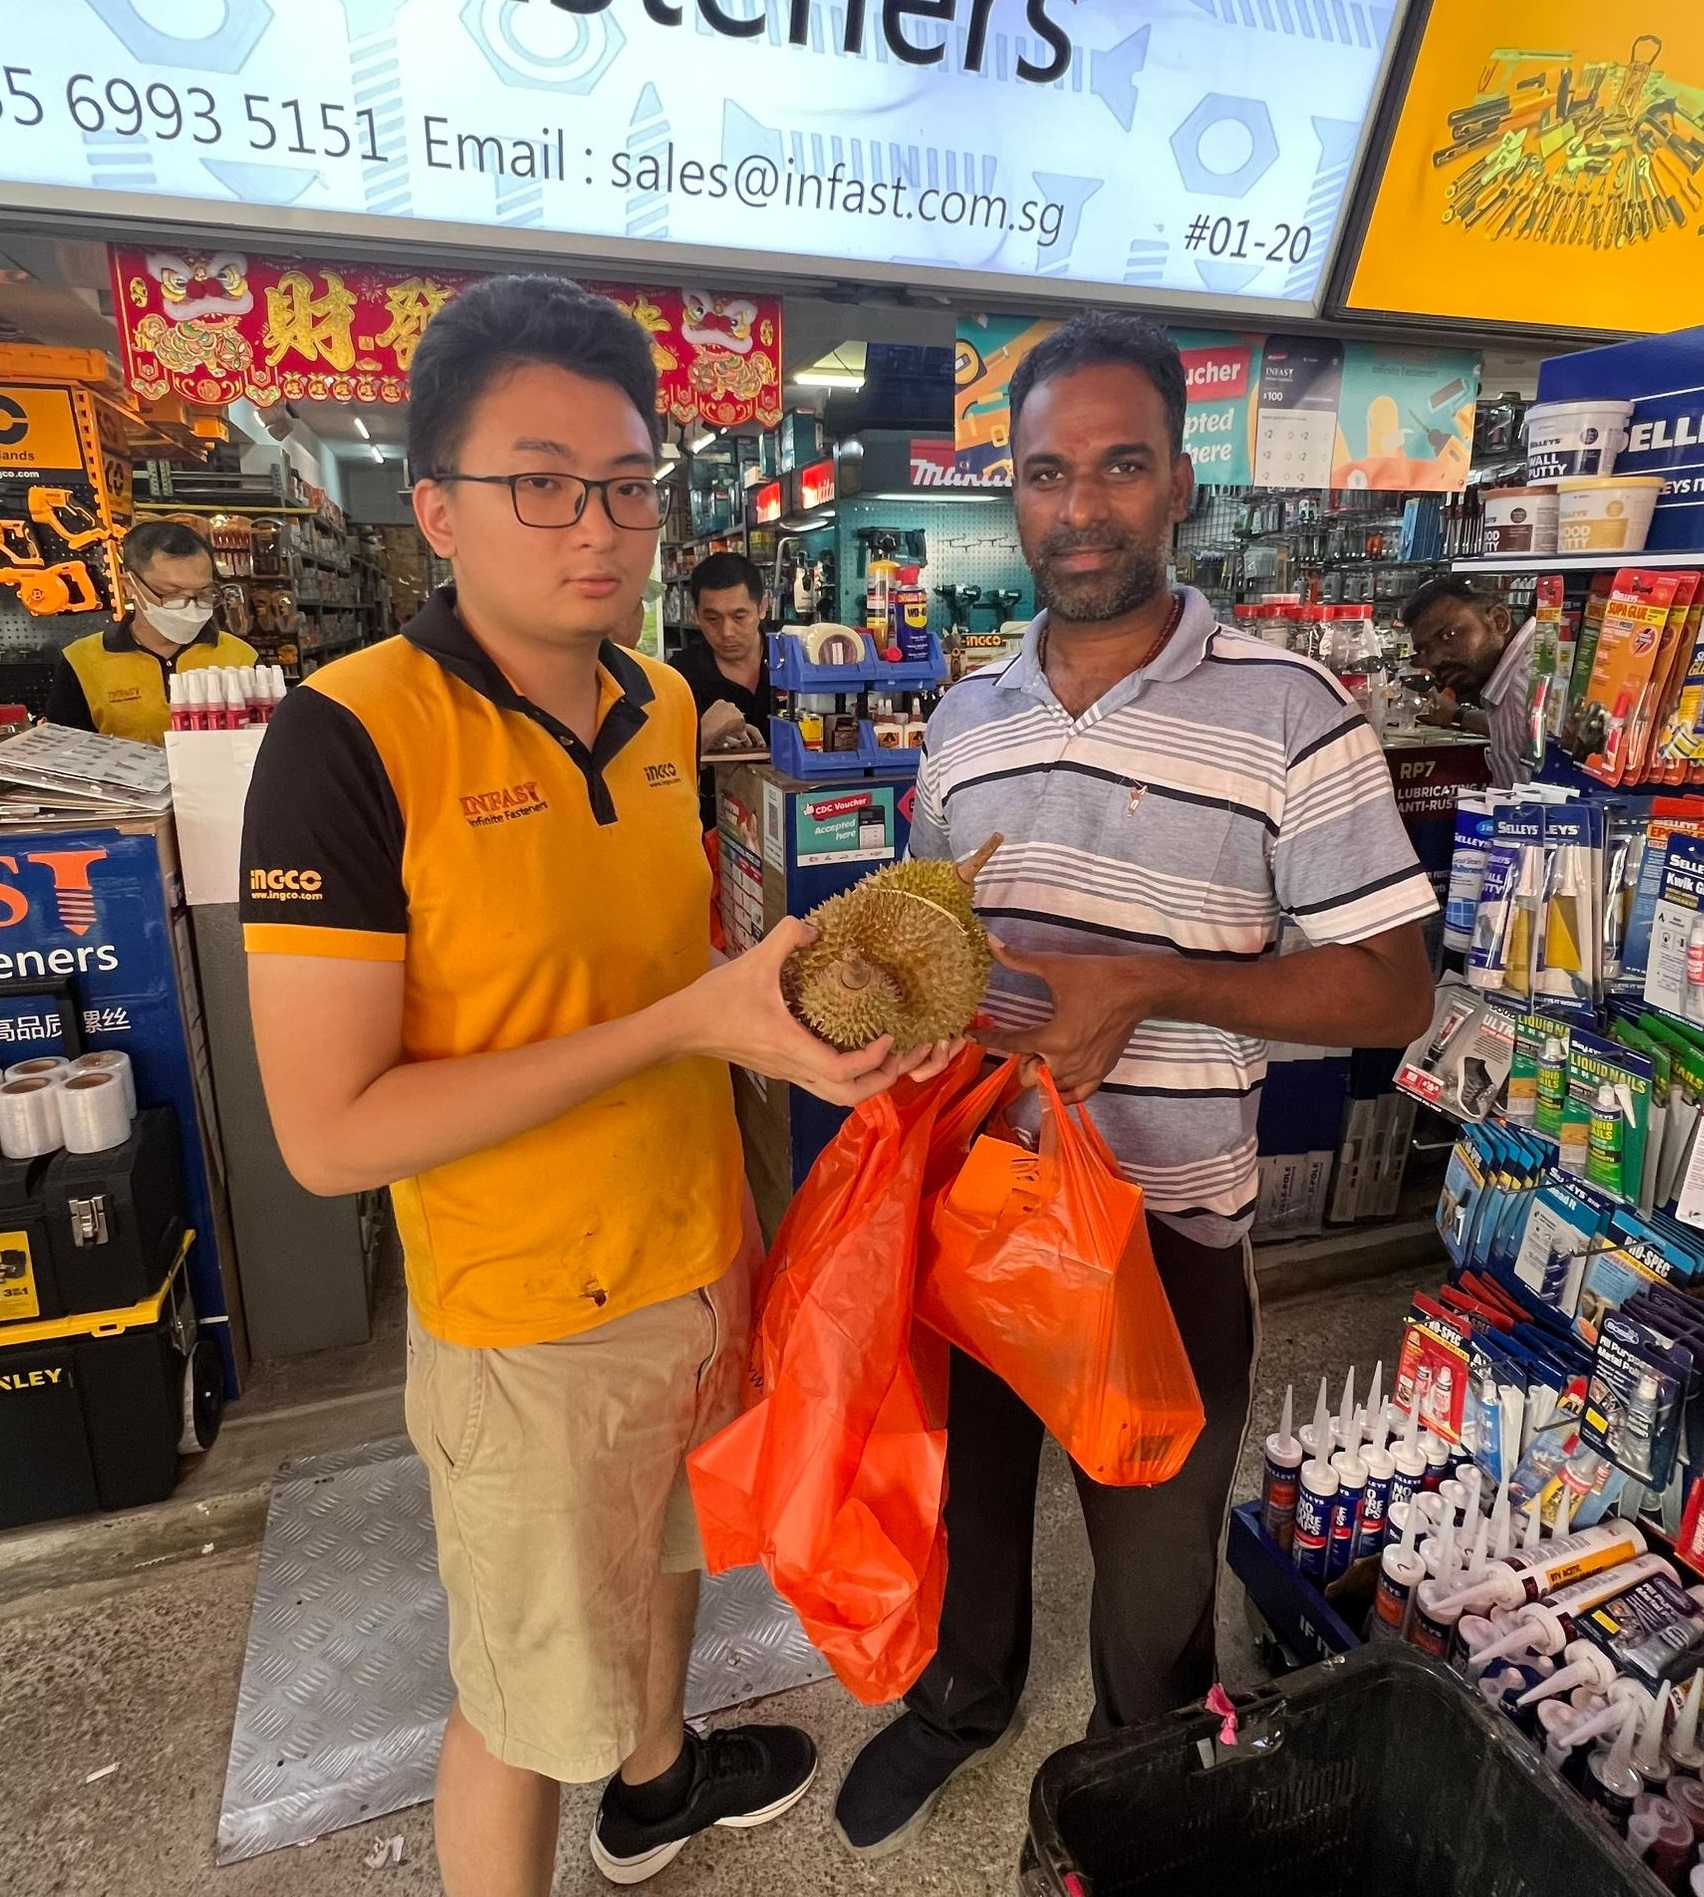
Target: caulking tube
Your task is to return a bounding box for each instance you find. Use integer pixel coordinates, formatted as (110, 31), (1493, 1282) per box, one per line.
(1297, 1375), (1332, 1463)
(1326, 1439), (1368, 1582)
(1538, 1699), (1588, 1775)
(1516, 1638), (1619, 1706)
(1465, 1555), (1679, 1672)
(1630, 1794), (1693, 1889)
(1451, 1613), (1506, 1677)
(1421, 1430), (1452, 1492)
(1583, 1705), (1644, 1833)
(1356, 1376), (1395, 1560)
(1432, 1518), (1650, 1615)
(1260, 1385), (1304, 1551)
(1479, 1662), (1524, 1714)
(1446, 1515), (1495, 1669)
(1520, 1498), (1544, 1552)
(1407, 1517), (1463, 1660)
(1367, 1501), (1425, 1643)
(1336, 1367), (1357, 1453)
(1291, 1446), (1337, 1585)
(1635, 1682), (1673, 1795)
(1669, 1671), (1704, 1777)
(1387, 1403), (1427, 1516)
(1670, 1772), (1704, 1841)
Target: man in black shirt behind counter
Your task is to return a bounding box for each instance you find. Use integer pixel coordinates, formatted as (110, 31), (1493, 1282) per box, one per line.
(670, 552), (771, 831)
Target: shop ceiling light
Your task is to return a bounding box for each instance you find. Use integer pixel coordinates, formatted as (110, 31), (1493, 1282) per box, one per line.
(689, 429), (717, 453)
(369, 445), (384, 463)
(353, 417), (371, 440)
(794, 369), (865, 389)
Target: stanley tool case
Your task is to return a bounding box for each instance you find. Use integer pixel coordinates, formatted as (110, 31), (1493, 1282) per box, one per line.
(0, 1235), (223, 1529)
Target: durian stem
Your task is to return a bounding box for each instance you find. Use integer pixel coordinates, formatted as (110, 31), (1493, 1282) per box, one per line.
(957, 834), (1003, 884)
(835, 954), (878, 993)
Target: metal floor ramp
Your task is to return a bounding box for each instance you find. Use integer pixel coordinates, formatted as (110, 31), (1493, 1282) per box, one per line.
(216, 1436), (831, 1861)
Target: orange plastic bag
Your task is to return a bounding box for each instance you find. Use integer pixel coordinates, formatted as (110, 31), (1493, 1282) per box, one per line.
(915, 1063), (1205, 1487)
(687, 1046), (986, 1705)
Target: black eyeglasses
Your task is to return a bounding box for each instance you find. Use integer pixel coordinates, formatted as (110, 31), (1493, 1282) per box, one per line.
(428, 470), (663, 531)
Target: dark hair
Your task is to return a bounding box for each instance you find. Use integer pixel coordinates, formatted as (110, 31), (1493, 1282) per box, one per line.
(120, 518), (216, 574)
(1400, 574), (1497, 630)
(689, 552), (764, 605)
(407, 274), (660, 480)
(1009, 313), (1188, 458)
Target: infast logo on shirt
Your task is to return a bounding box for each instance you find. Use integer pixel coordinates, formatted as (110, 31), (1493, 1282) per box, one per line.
(460, 780), (549, 828)
(644, 762), (680, 787)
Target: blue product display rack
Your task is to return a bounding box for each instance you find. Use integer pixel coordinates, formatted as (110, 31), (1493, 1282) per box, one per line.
(766, 629), (948, 695)
(1226, 1501), (1363, 1668)
(765, 628), (944, 780)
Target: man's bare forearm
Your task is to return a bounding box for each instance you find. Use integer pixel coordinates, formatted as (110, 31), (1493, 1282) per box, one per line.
(1109, 931), (1434, 1049)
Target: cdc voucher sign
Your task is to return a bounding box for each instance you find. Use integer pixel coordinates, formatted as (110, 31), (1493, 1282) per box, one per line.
(0, 0), (1398, 311)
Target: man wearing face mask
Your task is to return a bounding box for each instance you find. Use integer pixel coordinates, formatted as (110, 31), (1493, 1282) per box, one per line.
(44, 518), (257, 743)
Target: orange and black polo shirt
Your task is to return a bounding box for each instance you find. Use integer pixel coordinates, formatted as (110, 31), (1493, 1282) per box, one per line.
(45, 617), (258, 746)
(239, 586), (742, 1350)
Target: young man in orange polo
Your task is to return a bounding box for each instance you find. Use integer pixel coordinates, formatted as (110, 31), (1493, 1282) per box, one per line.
(241, 275), (932, 1894)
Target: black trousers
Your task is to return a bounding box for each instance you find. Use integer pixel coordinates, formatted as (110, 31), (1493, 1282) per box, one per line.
(906, 1217), (1257, 1742)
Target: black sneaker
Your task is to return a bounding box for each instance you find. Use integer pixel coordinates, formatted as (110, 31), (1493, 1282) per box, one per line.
(833, 1708), (1024, 1859)
(589, 1725), (818, 1885)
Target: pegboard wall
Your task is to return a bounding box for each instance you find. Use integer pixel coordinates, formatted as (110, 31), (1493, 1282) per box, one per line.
(0, 593), (101, 657)
(828, 496), (1032, 631)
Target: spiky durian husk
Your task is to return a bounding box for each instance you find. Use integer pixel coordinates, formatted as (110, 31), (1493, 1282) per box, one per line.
(786, 861), (992, 1051)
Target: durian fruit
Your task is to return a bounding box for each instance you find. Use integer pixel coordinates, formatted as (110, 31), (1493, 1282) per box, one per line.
(785, 837), (1001, 1051)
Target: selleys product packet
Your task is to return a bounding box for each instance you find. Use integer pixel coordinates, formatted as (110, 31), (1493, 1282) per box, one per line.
(1644, 833), (1704, 1028)
(1396, 977), (1517, 1123)
(1444, 796), (1498, 954)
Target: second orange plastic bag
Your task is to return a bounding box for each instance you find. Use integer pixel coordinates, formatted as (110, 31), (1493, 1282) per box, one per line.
(686, 1046), (987, 1706)
(915, 1062), (1206, 1487)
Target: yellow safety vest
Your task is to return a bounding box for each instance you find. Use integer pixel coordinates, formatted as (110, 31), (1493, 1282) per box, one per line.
(63, 624), (258, 745)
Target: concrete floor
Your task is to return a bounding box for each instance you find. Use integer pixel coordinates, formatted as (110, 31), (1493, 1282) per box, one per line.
(0, 1263), (1424, 1897)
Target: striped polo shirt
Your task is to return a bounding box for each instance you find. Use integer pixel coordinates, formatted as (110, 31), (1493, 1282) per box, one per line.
(910, 587), (1437, 1247)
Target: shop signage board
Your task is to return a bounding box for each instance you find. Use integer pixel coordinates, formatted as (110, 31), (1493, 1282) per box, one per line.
(3, 2), (1400, 316)
(0, 829), (239, 1389)
(108, 248), (782, 428)
(956, 316), (1480, 491)
(1342, 3), (1704, 334)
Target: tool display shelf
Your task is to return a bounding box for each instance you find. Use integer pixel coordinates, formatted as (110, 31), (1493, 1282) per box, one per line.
(766, 630), (947, 695)
(767, 716), (922, 781)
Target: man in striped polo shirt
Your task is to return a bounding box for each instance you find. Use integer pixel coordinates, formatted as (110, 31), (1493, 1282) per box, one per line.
(835, 313), (1436, 1857)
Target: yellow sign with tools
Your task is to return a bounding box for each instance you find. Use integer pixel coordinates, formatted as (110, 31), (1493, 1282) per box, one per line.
(1346, 4), (1704, 334)
(0, 385), (87, 474)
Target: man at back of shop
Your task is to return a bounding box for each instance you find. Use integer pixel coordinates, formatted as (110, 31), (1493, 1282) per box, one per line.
(1406, 574), (1536, 787)
(239, 274), (940, 1896)
(671, 551), (771, 830)
(833, 312), (1437, 1857)
(44, 517), (256, 743)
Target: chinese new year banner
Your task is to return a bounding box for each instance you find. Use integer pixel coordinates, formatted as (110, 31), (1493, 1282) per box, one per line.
(108, 249), (782, 430)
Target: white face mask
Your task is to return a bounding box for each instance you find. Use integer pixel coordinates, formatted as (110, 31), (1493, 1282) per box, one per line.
(143, 601), (214, 645)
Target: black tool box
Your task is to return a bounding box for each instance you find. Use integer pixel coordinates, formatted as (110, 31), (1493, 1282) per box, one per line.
(0, 1234), (223, 1529)
(0, 1107), (186, 1327)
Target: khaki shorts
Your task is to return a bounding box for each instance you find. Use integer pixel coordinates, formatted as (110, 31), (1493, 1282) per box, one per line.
(406, 1225), (754, 1784)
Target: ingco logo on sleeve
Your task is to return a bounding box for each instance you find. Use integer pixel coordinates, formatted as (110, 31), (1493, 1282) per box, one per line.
(249, 868), (324, 901)
(460, 780), (549, 828)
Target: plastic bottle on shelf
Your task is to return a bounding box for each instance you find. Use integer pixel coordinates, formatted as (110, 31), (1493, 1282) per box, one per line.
(1322, 605), (1387, 733)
